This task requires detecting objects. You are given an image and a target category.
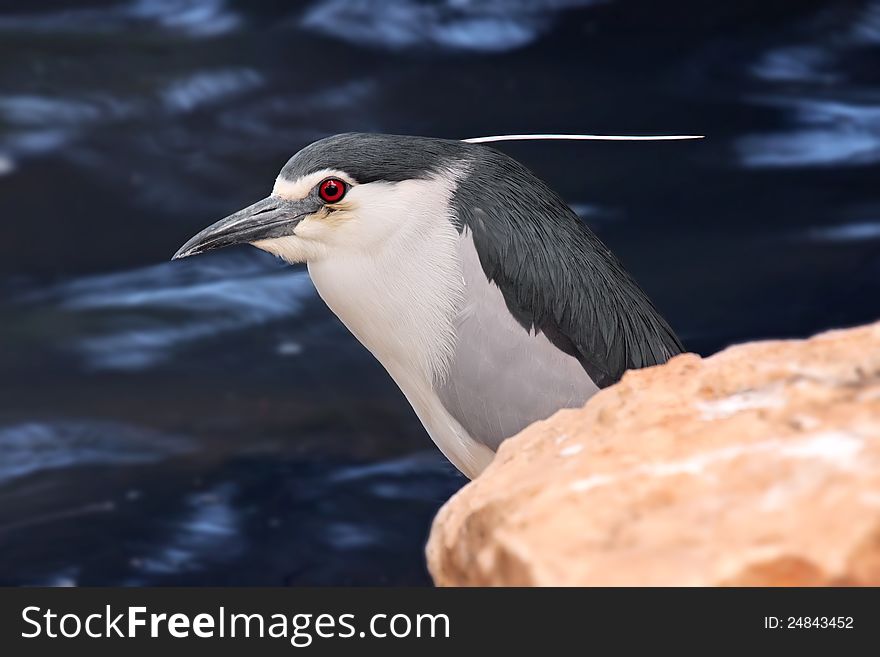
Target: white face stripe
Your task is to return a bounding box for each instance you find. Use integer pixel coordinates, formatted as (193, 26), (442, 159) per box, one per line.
(272, 168), (356, 201)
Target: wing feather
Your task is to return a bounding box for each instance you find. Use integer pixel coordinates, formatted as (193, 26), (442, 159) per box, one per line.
(451, 145), (684, 388)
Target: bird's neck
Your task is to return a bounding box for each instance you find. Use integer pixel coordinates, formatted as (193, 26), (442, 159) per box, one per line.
(307, 186), (463, 389)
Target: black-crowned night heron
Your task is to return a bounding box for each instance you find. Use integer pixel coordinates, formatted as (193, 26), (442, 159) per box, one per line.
(174, 133), (687, 478)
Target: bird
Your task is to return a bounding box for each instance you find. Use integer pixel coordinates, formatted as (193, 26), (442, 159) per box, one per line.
(173, 132), (686, 479)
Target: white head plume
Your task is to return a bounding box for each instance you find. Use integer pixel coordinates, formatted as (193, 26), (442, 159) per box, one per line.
(462, 133), (705, 144)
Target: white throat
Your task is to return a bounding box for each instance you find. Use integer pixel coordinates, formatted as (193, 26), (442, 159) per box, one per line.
(307, 173), (494, 477)
(306, 173), (463, 385)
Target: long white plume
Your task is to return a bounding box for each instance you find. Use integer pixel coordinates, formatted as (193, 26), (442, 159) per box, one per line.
(462, 133), (705, 144)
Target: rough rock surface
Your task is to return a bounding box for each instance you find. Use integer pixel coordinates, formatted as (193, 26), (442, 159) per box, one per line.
(426, 322), (880, 586)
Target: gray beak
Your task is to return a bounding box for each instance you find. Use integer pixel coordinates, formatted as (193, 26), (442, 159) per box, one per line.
(172, 195), (316, 260)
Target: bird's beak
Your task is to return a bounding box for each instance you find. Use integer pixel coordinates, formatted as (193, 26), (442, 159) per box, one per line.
(172, 195), (317, 260)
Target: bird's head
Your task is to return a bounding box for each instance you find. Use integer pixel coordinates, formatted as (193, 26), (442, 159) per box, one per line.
(173, 133), (472, 264)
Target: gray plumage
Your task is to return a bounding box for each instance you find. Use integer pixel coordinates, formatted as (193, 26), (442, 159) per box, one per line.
(279, 132), (467, 184)
(435, 229), (599, 450)
(450, 141), (684, 388)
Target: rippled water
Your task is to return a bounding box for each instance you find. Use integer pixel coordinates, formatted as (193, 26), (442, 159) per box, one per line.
(1, 0), (879, 585)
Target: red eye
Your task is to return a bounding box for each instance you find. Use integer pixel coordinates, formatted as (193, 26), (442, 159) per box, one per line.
(319, 178), (346, 203)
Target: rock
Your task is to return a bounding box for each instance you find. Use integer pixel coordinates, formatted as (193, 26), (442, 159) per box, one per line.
(426, 322), (880, 586)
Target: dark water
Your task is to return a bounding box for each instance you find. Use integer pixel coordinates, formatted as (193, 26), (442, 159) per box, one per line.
(1, 0), (879, 585)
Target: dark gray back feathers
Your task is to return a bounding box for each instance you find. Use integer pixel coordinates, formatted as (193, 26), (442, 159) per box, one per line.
(450, 144), (684, 387)
(287, 133), (684, 386)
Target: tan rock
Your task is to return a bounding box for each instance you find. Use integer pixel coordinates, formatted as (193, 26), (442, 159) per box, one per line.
(426, 322), (880, 586)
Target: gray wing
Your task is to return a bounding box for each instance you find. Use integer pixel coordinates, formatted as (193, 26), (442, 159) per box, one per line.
(435, 230), (599, 451)
(450, 143), (684, 389)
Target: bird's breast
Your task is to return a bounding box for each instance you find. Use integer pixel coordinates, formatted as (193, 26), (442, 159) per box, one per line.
(306, 222), (496, 478)
(306, 210), (464, 386)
